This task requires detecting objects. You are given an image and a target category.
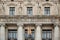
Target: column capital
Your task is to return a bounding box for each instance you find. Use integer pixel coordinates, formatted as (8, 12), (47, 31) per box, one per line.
(54, 23), (59, 27)
(17, 23), (23, 27)
(0, 23), (5, 27)
(36, 24), (42, 26)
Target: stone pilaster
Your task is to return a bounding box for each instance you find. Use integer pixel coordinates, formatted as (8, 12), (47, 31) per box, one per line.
(0, 27), (1, 40)
(54, 24), (59, 40)
(0, 24), (5, 40)
(35, 24), (42, 40)
(17, 24), (24, 40)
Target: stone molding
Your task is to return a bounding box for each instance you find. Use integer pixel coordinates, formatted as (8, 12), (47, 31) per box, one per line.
(36, 24), (42, 26)
(54, 24), (60, 27)
(17, 23), (23, 27)
(0, 23), (5, 27)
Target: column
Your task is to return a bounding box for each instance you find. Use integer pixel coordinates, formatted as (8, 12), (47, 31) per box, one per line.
(35, 24), (42, 40)
(0, 27), (1, 40)
(0, 24), (5, 40)
(54, 25), (59, 40)
(17, 24), (24, 40)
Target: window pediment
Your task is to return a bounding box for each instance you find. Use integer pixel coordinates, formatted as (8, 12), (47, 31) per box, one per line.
(7, 3), (17, 6)
(42, 3), (53, 6)
(25, 3), (35, 7)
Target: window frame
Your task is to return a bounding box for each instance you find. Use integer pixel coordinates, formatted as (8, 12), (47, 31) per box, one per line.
(24, 29), (35, 40)
(27, 7), (33, 16)
(42, 30), (52, 40)
(9, 7), (15, 16)
(8, 30), (17, 40)
(44, 7), (50, 15)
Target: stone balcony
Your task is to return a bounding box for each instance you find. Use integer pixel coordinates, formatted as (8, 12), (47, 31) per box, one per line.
(0, 15), (59, 24)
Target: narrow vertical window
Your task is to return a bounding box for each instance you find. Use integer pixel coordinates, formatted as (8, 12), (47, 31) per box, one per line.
(31, 29), (35, 40)
(9, 7), (15, 16)
(27, 7), (33, 16)
(44, 7), (50, 15)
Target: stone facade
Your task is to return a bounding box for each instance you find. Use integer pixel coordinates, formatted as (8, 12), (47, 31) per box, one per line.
(0, 0), (60, 40)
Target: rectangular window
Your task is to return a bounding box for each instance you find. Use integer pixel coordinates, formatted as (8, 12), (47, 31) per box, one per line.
(24, 29), (35, 40)
(44, 7), (50, 15)
(9, 7), (15, 16)
(27, 7), (33, 16)
(8, 30), (17, 40)
(42, 30), (52, 40)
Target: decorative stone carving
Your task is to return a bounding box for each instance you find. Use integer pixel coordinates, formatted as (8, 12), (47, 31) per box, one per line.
(42, 2), (54, 6)
(0, 9), (2, 14)
(18, 7), (22, 14)
(0, 18), (58, 24)
(0, 5), (3, 15)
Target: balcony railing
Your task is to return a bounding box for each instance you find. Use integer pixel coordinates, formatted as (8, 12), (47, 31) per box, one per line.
(0, 15), (59, 24)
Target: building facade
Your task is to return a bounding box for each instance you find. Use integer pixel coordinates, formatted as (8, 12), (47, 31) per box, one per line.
(0, 0), (60, 40)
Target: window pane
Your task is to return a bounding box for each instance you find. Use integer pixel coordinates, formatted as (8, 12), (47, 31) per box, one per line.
(42, 30), (52, 40)
(42, 31), (46, 39)
(27, 7), (33, 15)
(31, 29), (35, 39)
(9, 7), (15, 16)
(44, 7), (50, 15)
(47, 32), (50, 39)
(8, 30), (17, 40)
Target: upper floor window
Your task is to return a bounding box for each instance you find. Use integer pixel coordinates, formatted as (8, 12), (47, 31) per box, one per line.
(9, 7), (15, 16)
(27, 7), (33, 16)
(42, 30), (52, 40)
(44, 7), (50, 15)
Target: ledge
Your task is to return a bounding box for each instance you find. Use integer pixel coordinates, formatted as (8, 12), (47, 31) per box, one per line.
(0, 15), (59, 19)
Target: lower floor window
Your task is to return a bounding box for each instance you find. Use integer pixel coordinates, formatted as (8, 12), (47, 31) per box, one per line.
(8, 29), (52, 40)
(8, 30), (17, 40)
(24, 29), (35, 40)
(42, 30), (52, 40)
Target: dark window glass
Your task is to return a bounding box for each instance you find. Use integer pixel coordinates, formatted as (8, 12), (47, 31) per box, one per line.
(44, 7), (50, 15)
(24, 29), (35, 40)
(25, 29), (28, 39)
(25, 29), (28, 31)
(11, 0), (14, 1)
(27, 7), (33, 15)
(9, 7), (15, 16)
(8, 30), (17, 40)
(42, 30), (52, 40)
(46, 0), (49, 1)
(31, 29), (35, 40)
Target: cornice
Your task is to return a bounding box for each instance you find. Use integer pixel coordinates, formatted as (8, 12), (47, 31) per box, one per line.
(0, 15), (59, 19)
